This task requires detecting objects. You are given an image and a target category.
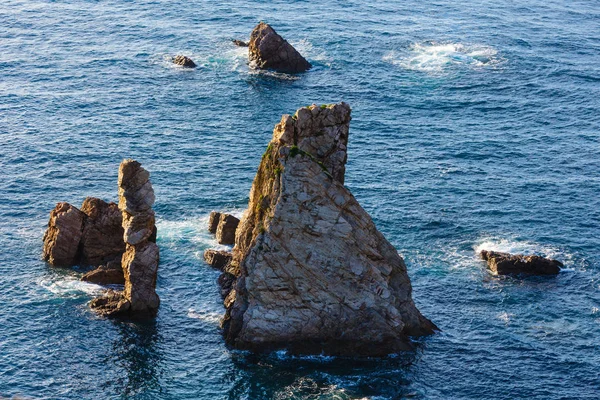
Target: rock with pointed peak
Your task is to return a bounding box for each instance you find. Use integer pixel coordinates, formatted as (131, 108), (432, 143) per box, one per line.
(248, 22), (311, 73)
(173, 55), (196, 68)
(222, 103), (436, 356)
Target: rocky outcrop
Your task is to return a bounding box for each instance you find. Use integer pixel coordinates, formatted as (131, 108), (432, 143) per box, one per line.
(480, 250), (562, 275)
(173, 55), (196, 68)
(216, 214), (240, 245)
(248, 22), (311, 73)
(208, 211), (221, 234)
(203, 249), (232, 270)
(79, 197), (125, 266)
(43, 198), (125, 268)
(232, 39), (248, 47)
(81, 261), (125, 285)
(222, 103), (436, 356)
(43, 203), (85, 267)
(91, 160), (160, 317)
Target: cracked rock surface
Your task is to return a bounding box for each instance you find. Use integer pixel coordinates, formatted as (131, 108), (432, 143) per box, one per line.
(248, 22), (311, 73)
(222, 102), (436, 356)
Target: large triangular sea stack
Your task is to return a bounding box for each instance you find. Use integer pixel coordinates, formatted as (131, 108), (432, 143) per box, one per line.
(248, 22), (311, 73)
(222, 103), (436, 356)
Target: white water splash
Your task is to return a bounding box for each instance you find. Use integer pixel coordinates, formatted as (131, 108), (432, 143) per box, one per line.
(187, 307), (222, 324)
(384, 41), (502, 73)
(39, 276), (105, 297)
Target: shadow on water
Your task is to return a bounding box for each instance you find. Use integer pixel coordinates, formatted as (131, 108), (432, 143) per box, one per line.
(225, 346), (424, 399)
(107, 319), (163, 398)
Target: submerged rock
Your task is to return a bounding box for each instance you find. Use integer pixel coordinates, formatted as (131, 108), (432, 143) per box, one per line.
(232, 39), (248, 47)
(248, 22), (311, 73)
(216, 214), (240, 245)
(222, 103), (436, 356)
(42, 203), (85, 267)
(480, 250), (562, 275)
(91, 160), (160, 317)
(173, 55), (196, 68)
(208, 211), (222, 234)
(203, 249), (232, 270)
(81, 261), (125, 285)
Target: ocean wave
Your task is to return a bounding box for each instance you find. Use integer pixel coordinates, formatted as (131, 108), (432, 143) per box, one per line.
(187, 307), (222, 324)
(38, 276), (105, 297)
(384, 41), (503, 74)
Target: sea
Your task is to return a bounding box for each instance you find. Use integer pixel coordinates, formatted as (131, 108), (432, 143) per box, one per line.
(1, 0), (599, 399)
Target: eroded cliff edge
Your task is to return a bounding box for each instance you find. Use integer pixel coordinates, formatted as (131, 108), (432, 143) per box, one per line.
(222, 102), (436, 356)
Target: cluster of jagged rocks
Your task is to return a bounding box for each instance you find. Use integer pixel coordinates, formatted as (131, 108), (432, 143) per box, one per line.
(173, 22), (311, 73)
(43, 160), (160, 317)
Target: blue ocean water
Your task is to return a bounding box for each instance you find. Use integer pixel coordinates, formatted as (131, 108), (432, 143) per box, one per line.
(1, 0), (599, 398)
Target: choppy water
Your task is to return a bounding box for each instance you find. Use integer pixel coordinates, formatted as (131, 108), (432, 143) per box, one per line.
(1, 0), (599, 399)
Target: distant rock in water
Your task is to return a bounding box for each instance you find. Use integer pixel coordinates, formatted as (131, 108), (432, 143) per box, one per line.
(480, 250), (562, 275)
(43, 203), (85, 267)
(173, 55), (196, 68)
(248, 22), (311, 73)
(216, 214), (240, 245)
(43, 198), (124, 267)
(81, 260), (125, 285)
(91, 160), (160, 317)
(222, 102), (436, 356)
(204, 249), (232, 270)
(232, 39), (248, 47)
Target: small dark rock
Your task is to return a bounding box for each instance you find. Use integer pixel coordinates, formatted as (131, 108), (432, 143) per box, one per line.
(204, 249), (232, 270)
(480, 250), (562, 275)
(218, 272), (236, 299)
(216, 214), (240, 245)
(81, 261), (125, 285)
(208, 211), (222, 234)
(173, 55), (196, 68)
(232, 39), (248, 47)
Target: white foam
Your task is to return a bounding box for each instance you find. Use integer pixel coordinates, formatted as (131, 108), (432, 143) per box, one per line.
(384, 41), (502, 74)
(39, 276), (105, 297)
(187, 307), (222, 324)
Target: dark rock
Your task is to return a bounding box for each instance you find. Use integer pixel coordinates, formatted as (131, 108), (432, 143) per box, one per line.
(232, 39), (248, 47)
(248, 22), (311, 73)
(204, 249), (232, 270)
(208, 211), (222, 234)
(480, 250), (562, 275)
(173, 55), (196, 68)
(81, 261), (125, 285)
(216, 214), (240, 245)
(42, 203), (85, 267)
(218, 272), (236, 299)
(79, 197), (125, 266)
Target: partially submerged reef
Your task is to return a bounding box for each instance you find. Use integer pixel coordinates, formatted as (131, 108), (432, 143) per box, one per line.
(212, 102), (437, 356)
(43, 160), (160, 318)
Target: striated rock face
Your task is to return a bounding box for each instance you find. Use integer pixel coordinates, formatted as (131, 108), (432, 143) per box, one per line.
(216, 214), (240, 245)
(204, 249), (232, 270)
(43, 203), (85, 267)
(79, 197), (125, 266)
(480, 250), (562, 275)
(208, 211), (221, 234)
(91, 160), (159, 317)
(173, 55), (196, 68)
(222, 103), (436, 356)
(248, 22), (311, 73)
